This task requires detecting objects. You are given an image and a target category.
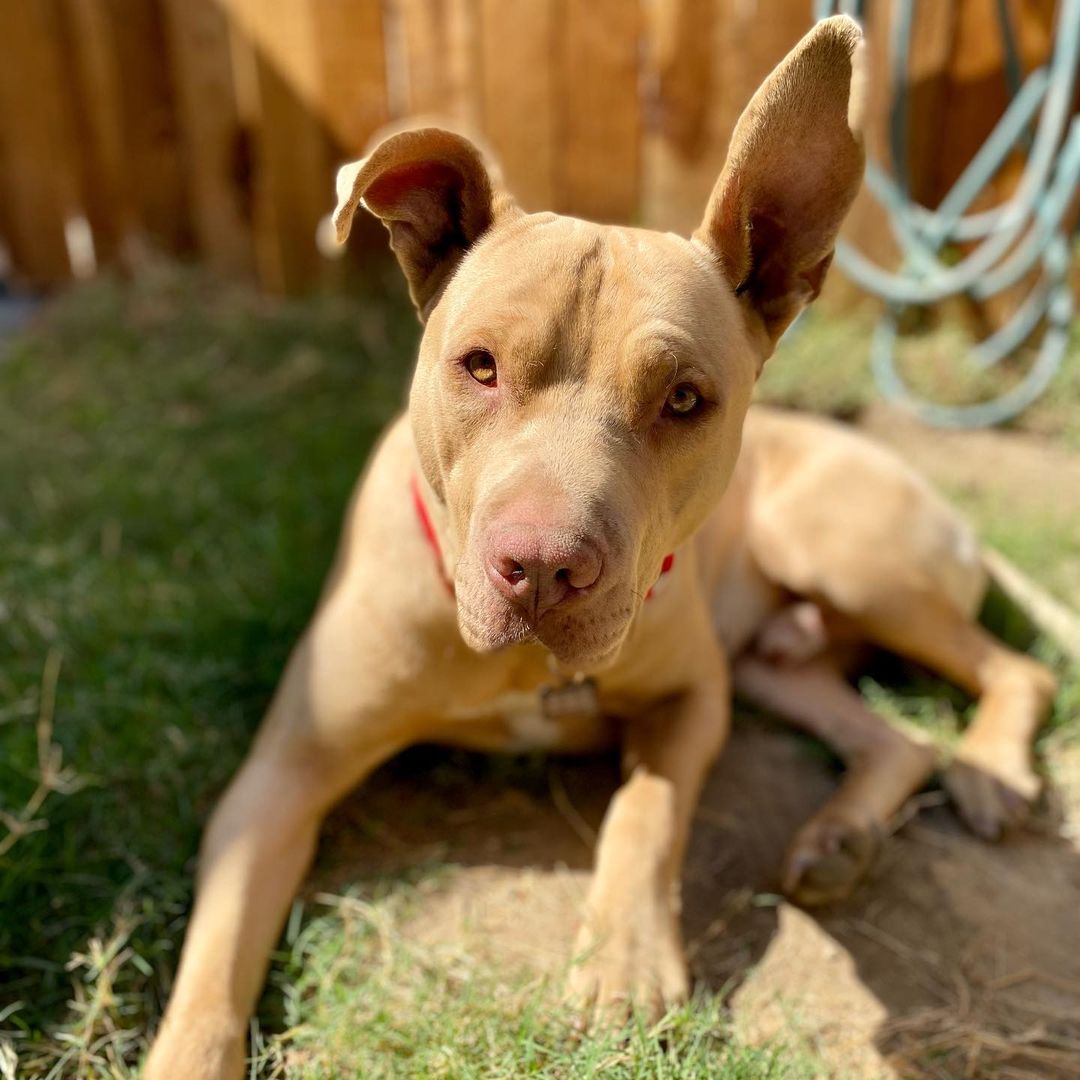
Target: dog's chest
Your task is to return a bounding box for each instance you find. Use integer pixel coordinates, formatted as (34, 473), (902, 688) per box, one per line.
(443, 676), (609, 752)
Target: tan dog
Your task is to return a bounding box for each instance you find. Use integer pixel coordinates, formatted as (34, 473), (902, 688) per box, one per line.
(144, 18), (1056, 1078)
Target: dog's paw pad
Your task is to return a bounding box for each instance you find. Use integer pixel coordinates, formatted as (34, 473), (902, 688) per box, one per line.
(782, 814), (882, 906)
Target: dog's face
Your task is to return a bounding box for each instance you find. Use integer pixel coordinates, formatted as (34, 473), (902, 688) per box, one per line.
(334, 17), (865, 668)
(409, 217), (756, 666)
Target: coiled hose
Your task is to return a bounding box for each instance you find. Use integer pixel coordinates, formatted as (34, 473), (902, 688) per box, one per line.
(813, 0), (1080, 427)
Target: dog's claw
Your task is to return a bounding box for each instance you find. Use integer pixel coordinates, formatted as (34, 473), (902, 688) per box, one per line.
(565, 911), (688, 1028)
(944, 754), (1041, 841)
(782, 813), (883, 906)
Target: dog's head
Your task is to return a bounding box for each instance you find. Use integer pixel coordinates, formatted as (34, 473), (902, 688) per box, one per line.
(334, 17), (865, 669)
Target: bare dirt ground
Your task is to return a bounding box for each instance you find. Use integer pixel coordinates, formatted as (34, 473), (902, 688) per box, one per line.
(309, 406), (1080, 1080)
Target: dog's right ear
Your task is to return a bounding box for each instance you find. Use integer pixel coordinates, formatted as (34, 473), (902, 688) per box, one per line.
(334, 127), (518, 319)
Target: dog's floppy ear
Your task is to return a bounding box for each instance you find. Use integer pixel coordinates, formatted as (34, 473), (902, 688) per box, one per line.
(334, 127), (518, 319)
(694, 16), (866, 349)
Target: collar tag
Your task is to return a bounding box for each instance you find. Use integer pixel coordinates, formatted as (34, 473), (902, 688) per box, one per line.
(540, 675), (599, 719)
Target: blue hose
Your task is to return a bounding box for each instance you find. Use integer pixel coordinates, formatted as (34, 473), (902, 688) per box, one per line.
(812, 0), (1080, 428)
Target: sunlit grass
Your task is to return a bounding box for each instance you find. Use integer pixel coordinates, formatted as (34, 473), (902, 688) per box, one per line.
(254, 884), (825, 1080)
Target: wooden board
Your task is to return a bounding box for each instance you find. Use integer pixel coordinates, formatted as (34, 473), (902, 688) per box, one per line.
(641, 0), (723, 235)
(0, 0), (78, 284)
(396, 0), (441, 115)
(0, 132), (16, 270)
(311, 0), (389, 155)
(642, 0), (812, 237)
(904, 0), (959, 206)
(398, 0), (482, 125)
(830, 0), (904, 303)
(106, 0), (192, 255)
(54, 0), (131, 266)
(555, 0), (642, 223)
(225, 0), (332, 293)
(162, 0), (254, 278)
(479, 0), (556, 211)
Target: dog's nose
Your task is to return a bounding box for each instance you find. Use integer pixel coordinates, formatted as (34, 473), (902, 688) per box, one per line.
(485, 526), (603, 620)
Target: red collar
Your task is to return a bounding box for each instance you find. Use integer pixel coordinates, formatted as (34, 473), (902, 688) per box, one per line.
(645, 552), (675, 600)
(411, 474), (673, 600)
(411, 473), (454, 595)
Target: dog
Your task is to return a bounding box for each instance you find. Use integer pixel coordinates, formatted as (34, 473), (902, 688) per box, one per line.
(144, 17), (1056, 1077)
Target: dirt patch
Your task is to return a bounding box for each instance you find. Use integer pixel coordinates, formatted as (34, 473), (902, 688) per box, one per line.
(858, 403), (1080, 522)
(313, 724), (1080, 1079)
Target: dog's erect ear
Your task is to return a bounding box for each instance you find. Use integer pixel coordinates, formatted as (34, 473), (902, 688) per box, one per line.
(694, 16), (866, 348)
(334, 127), (517, 318)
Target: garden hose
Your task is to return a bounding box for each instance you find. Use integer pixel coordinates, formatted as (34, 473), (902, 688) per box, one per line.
(813, 0), (1080, 427)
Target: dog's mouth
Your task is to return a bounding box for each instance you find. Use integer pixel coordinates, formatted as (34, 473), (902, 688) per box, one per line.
(455, 586), (635, 669)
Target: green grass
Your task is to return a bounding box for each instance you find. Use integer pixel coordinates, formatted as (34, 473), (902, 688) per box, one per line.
(760, 302), (1080, 441)
(0, 267), (415, 1075)
(252, 886), (825, 1080)
(0, 267), (1076, 1077)
(945, 489), (1080, 607)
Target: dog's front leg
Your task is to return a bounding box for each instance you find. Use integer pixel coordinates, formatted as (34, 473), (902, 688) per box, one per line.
(142, 630), (408, 1080)
(567, 653), (730, 1023)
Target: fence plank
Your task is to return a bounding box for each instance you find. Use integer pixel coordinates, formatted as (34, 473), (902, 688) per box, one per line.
(0, 0), (77, 284)
(479, 0), (555, 211)
(0, 140), (15, 269)
(396, 0), (441, 115)
(643, 0), (814, 237)
(225, 0), (332, 293)
(829, 0), (903, 300)
(641, 0), (723, 235)
(107, 0), (192, 254)
(55, 0), (132, 265)
(311, 0), (388, 154)
(905, 0), (958, 207)
(398, 0), (482, 125)
(162, 0), (254, 278)
(554, 0), (642, 223)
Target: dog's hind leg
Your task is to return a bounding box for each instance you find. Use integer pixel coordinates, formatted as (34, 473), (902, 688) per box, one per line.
(851, 594), (1057, 840)
(748, 433), (1056, 843)
(734, 652), (936, 905)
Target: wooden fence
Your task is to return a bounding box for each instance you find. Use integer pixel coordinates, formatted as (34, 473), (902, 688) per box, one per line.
(0, 0), (1062, 295)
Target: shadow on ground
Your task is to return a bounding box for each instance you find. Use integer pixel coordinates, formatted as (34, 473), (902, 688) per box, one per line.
(313, 719), (1080, 1080)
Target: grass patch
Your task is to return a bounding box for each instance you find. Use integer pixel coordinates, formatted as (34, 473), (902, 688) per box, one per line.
(760, 302), (1080, 442)
(255, 883), (825, 1080)
(757, 310), (879, 418)
(0, 266), (414, 1074)
(944, 486), (1080, 608)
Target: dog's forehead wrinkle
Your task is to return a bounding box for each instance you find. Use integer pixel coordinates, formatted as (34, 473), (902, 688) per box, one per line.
(446, 214), (607, 329)
(443, 213), (751, 410)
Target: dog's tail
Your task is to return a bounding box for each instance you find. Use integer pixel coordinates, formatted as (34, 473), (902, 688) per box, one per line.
(982, 547), (1080, 664)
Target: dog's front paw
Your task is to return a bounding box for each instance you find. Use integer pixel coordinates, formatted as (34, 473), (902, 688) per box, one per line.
(944, 748), (1041, 841)
(143, 1010), (245, 1080)
(565, 901), (688, 1026)
(782, 809), (883, 907)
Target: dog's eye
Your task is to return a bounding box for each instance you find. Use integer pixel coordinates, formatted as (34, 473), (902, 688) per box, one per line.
(464, 350), (498, 387)
(664, 383), (702, 417)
